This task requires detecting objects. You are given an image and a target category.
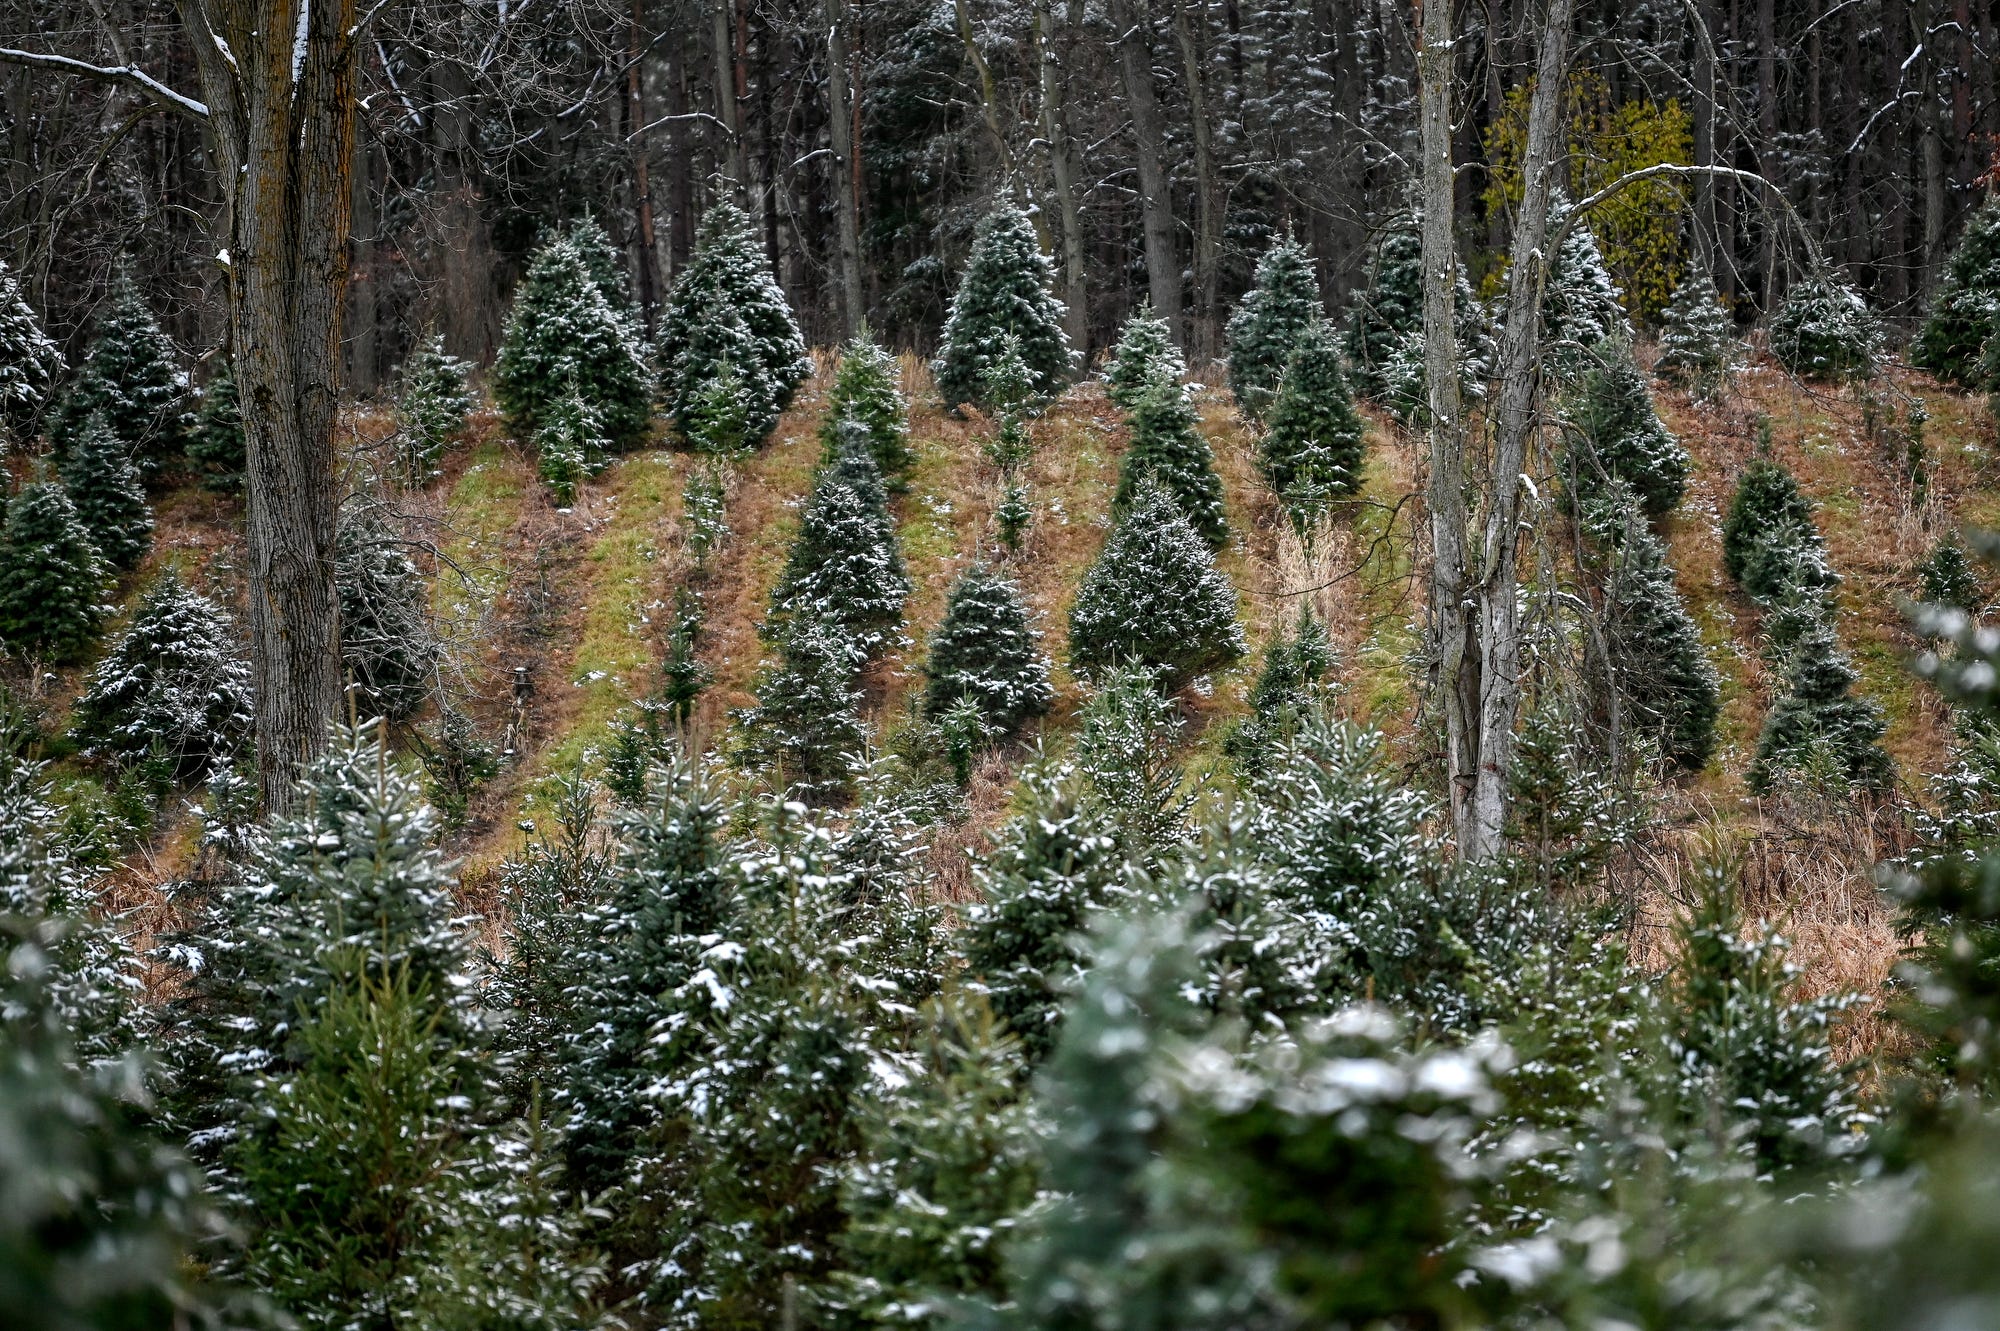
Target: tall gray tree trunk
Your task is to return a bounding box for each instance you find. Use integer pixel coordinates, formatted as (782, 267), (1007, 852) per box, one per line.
(1034, 0), (1091, 356)
(1115, 0), (1183, 340)
(825, 0), (865, 335)
(1174, 0), (1223, 362)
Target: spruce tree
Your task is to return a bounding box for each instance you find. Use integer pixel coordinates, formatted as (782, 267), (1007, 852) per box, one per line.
(679, 353), (763, 454)
(1655, 266), (1737, 398)
(1103, 304), (1187, 411)
(1541, 206), (1629, 354)
(1913, 196), (2000, 385)
(70, 573), (252, 780)
(1918, 535), (1983, 614)
(534, 377), (608, 507)
(1261, 321), (1368, 521)
(1722, 457), (1817, 586)
(1770, 276), (1882, 382)
(994, 478), (1031, 553)
(493, 234), (654, 450)
(55, 269), (191, 468)
(820, 330), (912, 480)
(1114, 377), (1229, 548)
(187, 359), (246, 493)
(1226, 236), (1322, 420)
(565, 214), (638, 317)
(336, 506), (441, 721)
(923, 563), (1053, 735)
(1069, 477), (1246, 689)
(659, 200), (812, 419)
(0, 257), (63, 444)
(59, 411), (154, 569)
(932, 205), (1074, 410)
(1591, 489), (1721, 771)
(734, 610), (868, 805)
(1226, 606), (1334, 774)
(0, 481), (106, 663)
(1342, 227), (1423, 399)
(769, 439), (909, 656)
(1750, 621), (1894, 794)
(1563, 347), (1690, 517)
(394, 334), (474, 485)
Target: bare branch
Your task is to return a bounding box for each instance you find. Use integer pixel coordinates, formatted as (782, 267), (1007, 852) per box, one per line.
(0, 47), (208, 121)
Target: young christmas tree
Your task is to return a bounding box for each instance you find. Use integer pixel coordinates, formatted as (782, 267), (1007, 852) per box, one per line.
(659, 200), (812, 420)
(1226, 235), (1322, 420)
(0, 257), (63, 444)
(1722, 457), (1818, 586)
(1917, 535), (1984, 614)
(1069, 476), (1246, 690)
(493, 233), (654, 450)
(1563, 347), (1690, 517)
(1541, 205), (1630, 354)
(1342, 227), (1423, 399)
(336, 506), (442, 721)
(1103, 303), (1187, 412)
(1655, 265), (1737, 398)
(1113, 378), (1229, 548)
(734, 610), (868, 805)
(931, 205), (1075, 410)
(1769, 275), (1881, 383)
(55, 269), (191, 469)
(565, 213), (639, 317)
(394, 333), (474, 485)
(0, 481), (106, 663)
(922, 563), (1053, 736)
(187, 358), (246, 493)
(820, 330), (913, 480)
(70, 573), (252, 780)
(768, 438), (909, 657)
(1260, 321), (1368, 522)
(59, 411), (154, 569)
(1226, 605), (1334, 774)
(1913, 196), (2000, 386)
(994, 478), (1031, 553)
(534, 377), (609, 507)
(1750, 621), (1894, 794)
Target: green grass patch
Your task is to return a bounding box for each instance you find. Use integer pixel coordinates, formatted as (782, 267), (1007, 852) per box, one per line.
(437, 441), (528, 623)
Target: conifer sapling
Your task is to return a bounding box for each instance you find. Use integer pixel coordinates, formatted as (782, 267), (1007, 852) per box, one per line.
(1656, 266), (1737, 398)
(187, 359), (246, 493)
(1104, 304), (1187, 411)
(55, 269), (191, 469)
(394, 334), (474, 485)
(932, 206), (1074, 410)
(59, 411), (154, 570)
(1261, 322), (1367, 523)
(493, 234), (654, 449)
(1769, 276), (1882, 383)
(1563, 347), (1690, 517)
(0, 258), (63, 444)
(1114, 378), (1229, 549)
(821, 330), (912, 479)
(1226, 236), (1322, 420)
(0, 481), (106, 663)
(923, 563), (1053, 736)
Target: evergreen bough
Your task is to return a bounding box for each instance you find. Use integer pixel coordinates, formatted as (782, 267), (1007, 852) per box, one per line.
(1114, 378), (1229, 549)
(821, 331), (912, 480)
(922, 564), (1053, 735)
(493, 233), (654, 450)
(1261, 322), (1367, 522)
(70, 573), (252, 780)
(0, 481), (106, 663)
(659, 201), (811, 443)
(60, 412), (154, 569)
(1913, 196), (2000, 385)
(55, 269), (191, 469)
(187, 360), (246, 493)
(1769, 276), (1881, 382)
(1069, 477), (1246, 690)
(394, 334), (474, 485)
(1655, 266), (1737, 398)
(1103, 304), (1186, 411)
(1563, 347), (1690, 517)
(0, 258), (62, 443)
(932, 205), (1075, 410)
(1226, 236), (1322, 420)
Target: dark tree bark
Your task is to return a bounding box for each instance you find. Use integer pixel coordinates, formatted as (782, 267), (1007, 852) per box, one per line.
(1115, 0), (1183, 342)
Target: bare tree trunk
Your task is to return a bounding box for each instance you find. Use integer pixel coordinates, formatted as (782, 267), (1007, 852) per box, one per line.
(825, 0), (865, 335)
(629, 0), (660, 325)
(1174, 0), (1223, 363)
(712, 0), (747, 195)
(1115, 0), (1183, 341)
(1034, 0), (1090, 357)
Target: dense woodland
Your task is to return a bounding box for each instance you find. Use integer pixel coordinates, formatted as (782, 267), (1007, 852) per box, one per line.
(16, 1), (2000, 1329)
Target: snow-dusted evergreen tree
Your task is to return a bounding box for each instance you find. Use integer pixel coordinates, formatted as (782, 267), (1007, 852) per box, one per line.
(1770, 276), (1882, 382)
(678, 353), (763, 455)
(336, 505), (441, 721)
(1655, 266), (1737, 398)
(187, 359), (245, 492)
(565, 214), (639, 318)
(59, 411), (153, 569)
(994, 478), (1031, 553)
(394, 333), (474, 485)
(1343, 227), (1423, 398)
(0, 481), (105, 662)
(55, 269), (190, 468)
(1563, 346), (1690, 517)
(768, 438), (908, 656)
(932, 205), (1074, 410)
(1226, 605), (1333, 774)
(1376, 272), (1494, 425)
(1917, 535), (1983, 615)
(0, 258), (63, 444)
(1069, 476), (1246, 689)
(820, 330), (912, 480)
(1226, 235), (1322, 420)
(1261, 321), (1367, 521)
(493, 233), (654, 450)
(535, 377), (608, 507)
(734, 610), (868, 805)
(1750, 621), (1894, 794)
(1913, 196), (2000, 385)
(70, 573), (252, 780)
(1113, 378), (1229, 548)
(1542, 204), (1629, 355)
(1723, 457), (1818, 586)
(660, 200), (811, 421)
(1103, 304), (1186, 411)
(922, 563), (1052, 735)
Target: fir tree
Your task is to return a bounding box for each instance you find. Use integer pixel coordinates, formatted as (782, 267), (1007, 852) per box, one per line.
(0, 257), (63, 444)
(768, 439), (909, 656)
(1503, 699), (1636, 892)
(336, 505), (441, 721)
(187, 359), (246, 493)
(394, 333), (474, 485)
(59, 411), (154, 569)
(922, 563), (1053, 735)
(734, 610), (868, 805)
(1541, 205), (1629, 354)
(565, 214), (638, 316)
(994, 478), (1031, 553)
(1563, 347), (1690, 517)
(54, 269), (191, 469)
(1917, 535), (1983, 615)
(1722, 457), (1817, 586)
(0, 481), (106, 663)
(659, 200), (812, 426)
(1655, 265), (1737, 398)
(821, 330), (913, 480)
(70, 573), (252, 780)
(1342, 227), (1423, 399)
(1226, 605), (1333, 774)
(493, 234), (654, 450)
(1260, 321), (1368, 521)
(1769, 276), (1882, 382)
(1113, 377), (1229, 548)
(535, 377), (608, 507)
(1103, 303), (1187, 411)
(679, 353), (762, 454)
(1750, 621), (1894, 794)
(1069, 477), (1246, 690)
(931, 205), (1075, 410)
(1912, 195), (2000, 385)
(1226, 236), (1322, 420)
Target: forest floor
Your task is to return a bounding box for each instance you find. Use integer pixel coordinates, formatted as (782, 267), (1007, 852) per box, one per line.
(37, 344), (1996, 1067)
